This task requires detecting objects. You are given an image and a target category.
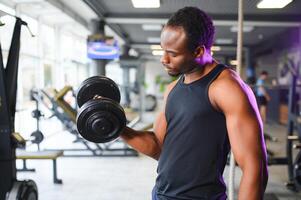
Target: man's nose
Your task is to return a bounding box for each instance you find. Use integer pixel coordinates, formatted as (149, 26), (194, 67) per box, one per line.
(160, 52), (169, 65)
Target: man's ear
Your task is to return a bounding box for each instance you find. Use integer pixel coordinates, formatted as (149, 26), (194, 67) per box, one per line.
(194, 45), (206, 58)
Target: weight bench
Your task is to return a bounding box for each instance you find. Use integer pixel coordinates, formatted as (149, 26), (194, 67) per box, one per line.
(16, 150), (64, 184)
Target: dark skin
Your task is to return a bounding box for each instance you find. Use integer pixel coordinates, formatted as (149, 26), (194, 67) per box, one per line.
(121, 25), (268, 200)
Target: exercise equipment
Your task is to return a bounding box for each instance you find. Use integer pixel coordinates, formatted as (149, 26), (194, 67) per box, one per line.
(6, 180), (38, 200)
(228, 0), (244, 199)
(293, 151), (301, 188)
(261, 58), (301, 191)
(76, 76), (127, 143)
(31, 86), (137, 157)
(131, 94), (157, 112)
(29, 89), (44, 150)
(16, 150), (63, 184)
(284, 59), (301, 191)
(0, 17), (38, 200)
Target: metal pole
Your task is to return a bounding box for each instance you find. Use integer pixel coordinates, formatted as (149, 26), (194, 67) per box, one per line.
(236, 0), (244, 76)
(89, 19), (107, 76)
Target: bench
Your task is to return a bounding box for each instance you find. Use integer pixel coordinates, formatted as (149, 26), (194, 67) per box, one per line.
(16, 150), (64, 184)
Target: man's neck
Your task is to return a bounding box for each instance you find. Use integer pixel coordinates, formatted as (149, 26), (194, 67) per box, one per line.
(183, 60), (218, 84)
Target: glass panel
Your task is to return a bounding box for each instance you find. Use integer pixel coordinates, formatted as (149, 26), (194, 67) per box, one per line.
(41, 24), (55, 60)
(44, 62), (53, 87)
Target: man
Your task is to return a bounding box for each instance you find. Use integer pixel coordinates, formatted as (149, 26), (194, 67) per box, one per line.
(121, 7), (268, 200)
(256, 71), (271, 123)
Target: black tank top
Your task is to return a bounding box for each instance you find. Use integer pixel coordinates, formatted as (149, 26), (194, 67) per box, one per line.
(155, 64), (230, 200)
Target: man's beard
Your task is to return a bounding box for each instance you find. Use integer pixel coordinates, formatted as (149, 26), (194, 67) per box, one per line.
(167, 71), (181, 77)
(179, 62), (205, 75)
(167, 64), (201, 77)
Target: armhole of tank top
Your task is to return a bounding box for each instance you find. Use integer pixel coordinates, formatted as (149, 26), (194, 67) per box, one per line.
(204, 67), (227, 116)
(164, 76), (182, 121)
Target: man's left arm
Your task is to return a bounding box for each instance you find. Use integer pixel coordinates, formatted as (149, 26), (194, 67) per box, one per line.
(212, 72), (268, 199)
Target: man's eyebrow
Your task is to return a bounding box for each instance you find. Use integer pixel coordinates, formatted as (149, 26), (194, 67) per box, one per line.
(165, 49), (178, 54)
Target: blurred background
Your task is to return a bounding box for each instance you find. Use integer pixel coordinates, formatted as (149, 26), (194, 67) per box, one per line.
(0, 0), (301, 199)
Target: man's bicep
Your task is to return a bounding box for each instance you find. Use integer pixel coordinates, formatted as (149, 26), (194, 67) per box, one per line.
(153, 111), (167, 146)
(215, 78), (265, 166)
(152, 80), (177, 146)
(226, 106), (264, 167)
(229, 97), (264, 168)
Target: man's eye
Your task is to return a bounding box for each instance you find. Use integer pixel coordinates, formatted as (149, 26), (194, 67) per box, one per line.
(170, 53), (177, 57)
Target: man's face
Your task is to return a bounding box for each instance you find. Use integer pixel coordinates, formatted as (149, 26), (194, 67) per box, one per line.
(160, 26), (197, 77)
(261, 74), (268, 80)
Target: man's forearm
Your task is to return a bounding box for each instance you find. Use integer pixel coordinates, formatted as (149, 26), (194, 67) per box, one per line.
(238, 175), (261, 200)
(238, 166), (268, 200)
(121, 127), (161, 160)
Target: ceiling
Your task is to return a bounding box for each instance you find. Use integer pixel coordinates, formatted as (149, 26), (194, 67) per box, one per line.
(82, 0), (301, 58)
(1, 0), (300, 59)
(0, 0), (93, 38)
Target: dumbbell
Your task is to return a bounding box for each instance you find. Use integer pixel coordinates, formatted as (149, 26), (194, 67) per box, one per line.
(76, 76), (127, 143)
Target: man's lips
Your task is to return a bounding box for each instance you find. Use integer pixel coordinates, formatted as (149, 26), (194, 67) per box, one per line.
(164, 65), (172, 71)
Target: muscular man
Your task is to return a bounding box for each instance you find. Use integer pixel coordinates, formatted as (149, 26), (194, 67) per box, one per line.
(121, 7), (268, 200)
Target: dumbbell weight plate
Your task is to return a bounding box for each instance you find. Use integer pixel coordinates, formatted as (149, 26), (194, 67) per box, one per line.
(77, 98), (126, 143)
(6, 180), (38, 200)
(77, 76), (121, 108)
(30, 130), (44, 144)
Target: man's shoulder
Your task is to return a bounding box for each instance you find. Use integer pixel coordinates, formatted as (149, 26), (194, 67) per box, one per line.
(214, 67), (239, 85)
(211, 68), (250, 97)
(166, 79), (178, 93)
(163, 79), (180, 100)
(209, 68), (256, 113)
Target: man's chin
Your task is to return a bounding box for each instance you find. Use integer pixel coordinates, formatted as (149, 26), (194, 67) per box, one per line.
(166, 70), (181, 77)
(167, 71), (180, 77)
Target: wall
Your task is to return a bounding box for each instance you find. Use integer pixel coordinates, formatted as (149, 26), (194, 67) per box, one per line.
(144, 59), (170, 99)
(254, 27), (301, 84)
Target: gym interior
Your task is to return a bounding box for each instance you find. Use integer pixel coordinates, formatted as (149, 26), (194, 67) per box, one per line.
(0, 0), (301, 199)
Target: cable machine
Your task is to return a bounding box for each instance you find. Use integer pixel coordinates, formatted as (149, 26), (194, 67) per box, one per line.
(0, 17), (38, 200)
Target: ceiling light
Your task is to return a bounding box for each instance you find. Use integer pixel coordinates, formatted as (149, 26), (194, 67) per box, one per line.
(230, 60), (238, 66)
(257, 0), (293, 9)
(142, 24), (162, 31)
(211, 46), (221, 51)
(147, 37), (161, 43)
(230, 25), (254, 32)
(152, 50), (164, 56)
(215, 38), (233, 45)
(129, 48), (139, 57)
(131, 0), (160, 8)
(150, 45), (162, 50)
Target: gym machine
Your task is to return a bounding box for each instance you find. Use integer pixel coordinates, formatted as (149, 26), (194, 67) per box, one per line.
(284, 59), (301, 191)
(119, 47), (157, 113)
(0, 18), (38, 200)
(29, 89), (45, 150)
(266, 58), (301, 191)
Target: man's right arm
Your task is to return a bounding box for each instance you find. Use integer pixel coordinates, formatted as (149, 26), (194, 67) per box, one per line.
(120, 80), (177, 160)
(120, 111), (166, 160)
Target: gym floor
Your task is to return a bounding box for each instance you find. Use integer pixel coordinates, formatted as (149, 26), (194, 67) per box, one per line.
(15, 109), (301, 200)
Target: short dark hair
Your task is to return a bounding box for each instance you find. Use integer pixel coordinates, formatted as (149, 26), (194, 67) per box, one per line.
(261, 70), (268, 76)
(166, 7), (215, 52)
